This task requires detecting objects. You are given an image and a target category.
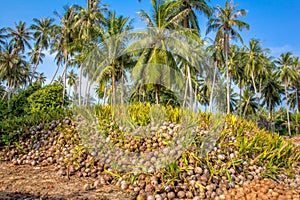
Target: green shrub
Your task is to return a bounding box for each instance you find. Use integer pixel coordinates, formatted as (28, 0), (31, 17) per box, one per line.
(9, 83), (41, 117)
(0, 109), (69, 147)
(27, 83), (68, 114)
(128, 102), (151, 126)
(0, 98), (8, 119)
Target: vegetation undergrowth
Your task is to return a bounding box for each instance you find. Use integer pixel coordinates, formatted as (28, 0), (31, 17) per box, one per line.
(92, 104), (300, 181)
(0, 83), (69, 147)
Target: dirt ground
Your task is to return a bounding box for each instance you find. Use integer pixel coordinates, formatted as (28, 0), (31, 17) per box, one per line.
(0, 162), (131, 200)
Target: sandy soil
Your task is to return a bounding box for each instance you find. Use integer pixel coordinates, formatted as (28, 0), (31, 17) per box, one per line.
(0, 162), (130, 200)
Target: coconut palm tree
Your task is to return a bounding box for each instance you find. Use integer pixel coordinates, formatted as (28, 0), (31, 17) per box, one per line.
(93, 11), (133, 105)
(229, 47), (246, 116)
(214, 78), (238, 113)
(75, 0), (106, 40)
(37, 72), (47, 86)
(67, 69), (78, 97)
(138, 0), (178, 30)
(198, 78), (210, 109)
(7, 21), (32, 53)
(22, 63), (34, 88)
(176, 0), (211, 33)
(206, 0), (249, 113)
(275, 52), (298, 136)
(0, 43), (27, 105)
(261, 71), (283, 124)
(52, 6), (79, 105)
(30, 17), (55, 78)
(240, 87), (258, 117)
(244, 39), (270, 115)
(74, 0), (107, 105)
(28, 45), (45, 83)
(206, 39), (223, 112)
(228, 45), (244, 94)
(288, 56), (300, 114)
(136, 0), (200, 105)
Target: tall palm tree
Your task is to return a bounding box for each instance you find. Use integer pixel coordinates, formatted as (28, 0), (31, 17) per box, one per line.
(240, 87), (258, 117)
(7, 21), (32, 53)
(37, 72), (47, 86)
(22, 63), (34, 88)
(52, 6), (79, 105)
(244, 39), (270, 115)
(0, 43), (27, 105)
(176, 0), (211, 33)
(95, 11), (133, 105)
(30, 17), (55, 79)
(228, 45), (243, 90)
(275, 52), (297, 136)
(198, 78), (210, 109)
(75, 0), (106, 40)
(229, 46), (246, 116)
(207, 0), (249, 113)
(261, 71), (283, 124)
(137, 0), (197, 105)
(67, 69), (78, 97)
(28, 45), (45, 83)
(74, 0), (106, 105)
(214, 78), (238, 113)
(288, 56), (300, 114)
(206, 39), (223, 112)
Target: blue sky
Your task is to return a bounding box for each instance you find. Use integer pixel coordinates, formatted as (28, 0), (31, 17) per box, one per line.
(1, 0), (300, 80)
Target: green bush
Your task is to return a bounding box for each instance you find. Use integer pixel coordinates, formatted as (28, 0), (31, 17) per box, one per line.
(27, 83), (68, 114)
(0, 109), (68, 147)
(9, 83), (41, 117)
(0, 98), (8, 119)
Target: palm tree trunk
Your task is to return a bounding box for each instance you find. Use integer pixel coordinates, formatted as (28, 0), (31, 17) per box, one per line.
(112, 72), (116, 105)
(269, 99), (275, 132)
(258, 79), (262, 116)
(183, 2), (189, 28)
(184, 15), (189, 28)
(84, 75), (89, 106)
(296, 88), (299, 114)
(239, 84), (243, 117)
(285, 80), (292, 137)
(103, 84), (107, 105)
(7, 91), (11, 109)
(50, 64), (61, 84)
(7, 88), (11, 109)
(68, 85), (71, 98)
(194, 83), (198, 111)
(62, 61), (68, 106)
(31, 49), (42, 84)
(155, 84), (160, 105)
(187, 65), (193, 108)
(183, 77), (189, 107)
(121, 71), (124, 105)
(209, 61), (217, 112)
(72, 85), (77, 108)
(86, 81), (93, 106)
(251, 72), (259, 116)
(225, 30), (230, 114)
(243, 97), (250, 117)
(79, 64), (83, 106)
